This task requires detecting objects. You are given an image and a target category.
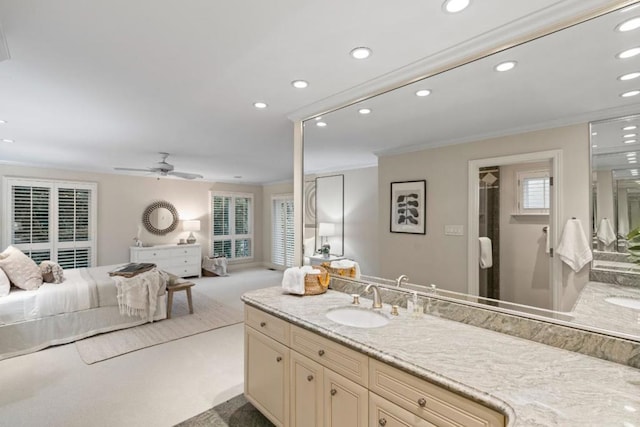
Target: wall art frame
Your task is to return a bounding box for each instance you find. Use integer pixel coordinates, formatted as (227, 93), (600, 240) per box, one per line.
(390, 180), (426, 234)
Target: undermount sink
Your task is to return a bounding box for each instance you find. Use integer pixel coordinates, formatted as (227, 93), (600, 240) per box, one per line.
(326, 306), (390, 328)
(605, 297), (640, 310)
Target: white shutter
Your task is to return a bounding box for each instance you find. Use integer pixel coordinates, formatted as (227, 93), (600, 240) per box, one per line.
(272, 195), (294, 267)
(11, 184), (51, 246)
(210, 192), (253, 260)
(517, 170), (550, 214)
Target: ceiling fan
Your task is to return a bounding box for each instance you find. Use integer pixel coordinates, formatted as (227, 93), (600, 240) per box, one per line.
(114, 152), (203, 180)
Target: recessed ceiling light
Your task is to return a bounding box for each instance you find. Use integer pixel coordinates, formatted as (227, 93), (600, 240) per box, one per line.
(0, 120), (6, 124)
(625, 133), (638, 138)
(625, 139), (637, 144)
(253, 102), (268, 109)
(442, 0), (471, 13)
(621, 89), (640, 97)
(629, 160), (638, 163)
(617, 17), (640, 32)
(494, 61), (517, 72)
(350, 47), (372, 60)
(627, 152), (637, 157)
(617, 47), (640, 59)
(592, 132), (598, 136)
(2, 139), (14, 143)
(592, 144), (598, 148)
(619, 72), (640, 81)
(316, 121), (327, 127)
(415, 89), (432, 97)
(623, 125), (638, 130)
(291, 80), (308, 89)
(358, 108), (371, 115)
(315, 116), (322, 121)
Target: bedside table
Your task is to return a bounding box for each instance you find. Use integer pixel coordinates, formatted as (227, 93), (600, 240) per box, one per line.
(308, 254), (346, 265)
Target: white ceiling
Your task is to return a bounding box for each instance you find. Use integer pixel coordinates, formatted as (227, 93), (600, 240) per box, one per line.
(0, 0), (634, 183)
(303, 1), (640, 176)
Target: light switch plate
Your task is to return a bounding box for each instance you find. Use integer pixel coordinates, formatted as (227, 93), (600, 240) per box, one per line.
(444, 225), (464, 236)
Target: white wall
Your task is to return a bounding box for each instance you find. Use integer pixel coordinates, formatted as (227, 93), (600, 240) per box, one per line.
(0, 165), (263, 267)
(499, 162), (551, 309)
(378, 124), (590, 308)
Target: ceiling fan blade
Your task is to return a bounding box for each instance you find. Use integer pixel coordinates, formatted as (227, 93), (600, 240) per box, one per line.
(114, 167), (153, 172)
(168, 171), (203, 180)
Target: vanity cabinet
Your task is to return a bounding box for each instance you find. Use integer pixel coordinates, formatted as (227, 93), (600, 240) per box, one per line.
(244, 304), (505, 427)
(130, 244), (201, 278)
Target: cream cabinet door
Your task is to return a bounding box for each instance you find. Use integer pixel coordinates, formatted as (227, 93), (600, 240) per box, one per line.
(370, 392), (436, 427)
(290, 351), (324, 427)
(245, 326), (289, 427)
(324, 368), (368, 427)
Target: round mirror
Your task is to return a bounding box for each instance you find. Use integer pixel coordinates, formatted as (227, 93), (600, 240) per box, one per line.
(142, 201), (178, 235)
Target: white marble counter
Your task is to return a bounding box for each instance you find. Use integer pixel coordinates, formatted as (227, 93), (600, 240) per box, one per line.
(242, 286), (640, 427)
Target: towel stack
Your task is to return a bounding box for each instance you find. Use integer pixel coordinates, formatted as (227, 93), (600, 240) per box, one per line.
(282, 266), (321, 295)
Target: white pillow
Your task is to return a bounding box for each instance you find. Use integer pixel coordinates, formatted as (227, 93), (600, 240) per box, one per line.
(40, 261), (65, 284)
(0, 246), (43, 290)
(0, 268), (10, 297)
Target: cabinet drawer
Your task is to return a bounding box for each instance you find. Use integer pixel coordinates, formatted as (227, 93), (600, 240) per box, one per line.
(163, 264), (200, 278)
(369, 359), (505, 427)
(370, 392), (436, 427)
(290, 324), (368, 387)
(168, 246), (201, 258)
(245, 305), (290, 346)
(133, 249), (166, 261)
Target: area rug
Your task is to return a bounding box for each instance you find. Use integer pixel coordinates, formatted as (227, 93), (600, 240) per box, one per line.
(75, 291), (243, 364)
(175, 394), (273, 427)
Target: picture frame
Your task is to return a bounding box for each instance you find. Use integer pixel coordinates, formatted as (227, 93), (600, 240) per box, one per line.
(390, 180), (426, 234)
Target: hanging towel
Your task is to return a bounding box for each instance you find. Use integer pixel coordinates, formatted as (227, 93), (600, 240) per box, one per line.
(556, 219), (592, 272)
(478, 237), (493, 269)
(597, 218), (616, 246)
(282, 266), (320, 295)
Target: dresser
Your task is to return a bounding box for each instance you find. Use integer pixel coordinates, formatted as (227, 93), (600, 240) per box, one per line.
(130, 244), (201, 278)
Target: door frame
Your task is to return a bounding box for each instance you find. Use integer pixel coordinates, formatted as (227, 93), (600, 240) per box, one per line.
(467, 150), (563, 311)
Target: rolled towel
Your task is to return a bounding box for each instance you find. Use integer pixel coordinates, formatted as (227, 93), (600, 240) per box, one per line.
(282, 266), (321, 295)
(479, 237), (492, 269)
(556, 219), (592, 272)
(597, 218), (616, 246)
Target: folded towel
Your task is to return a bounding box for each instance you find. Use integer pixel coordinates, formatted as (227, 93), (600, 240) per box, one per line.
(597, 218), (616, 246)
(478, 237), (492, 269)
(556, 219), (592, 272)
(330, 259), (361, 279)
(282, 266), (320, 295)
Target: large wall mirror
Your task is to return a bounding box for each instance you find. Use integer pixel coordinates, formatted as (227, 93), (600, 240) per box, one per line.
(301, 2), (640, 342)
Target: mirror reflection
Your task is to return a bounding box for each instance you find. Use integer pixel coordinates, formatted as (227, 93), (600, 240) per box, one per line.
(302, 3), (640, 341)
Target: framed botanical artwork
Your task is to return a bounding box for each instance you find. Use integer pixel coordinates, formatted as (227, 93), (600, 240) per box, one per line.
(390, 180), (426, 234)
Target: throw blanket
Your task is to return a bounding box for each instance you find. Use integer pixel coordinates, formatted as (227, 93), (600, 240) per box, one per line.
(113, 269), (167, 322)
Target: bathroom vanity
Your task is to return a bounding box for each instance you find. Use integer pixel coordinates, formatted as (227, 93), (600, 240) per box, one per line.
(242, 287), (640, 427)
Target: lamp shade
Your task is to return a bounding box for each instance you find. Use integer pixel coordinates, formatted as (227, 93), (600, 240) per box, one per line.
(183, 220), (201, 232)
(318, 222), (335, 237)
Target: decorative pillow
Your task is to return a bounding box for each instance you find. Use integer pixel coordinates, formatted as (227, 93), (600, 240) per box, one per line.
(0, 246), (43, 290)
(0, 268), (10, 297)
(40, 261), (65, 284)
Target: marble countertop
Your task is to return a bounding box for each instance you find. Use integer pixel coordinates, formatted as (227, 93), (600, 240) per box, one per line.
(571, 281), (640, 338)
(242, 286), (640, 427)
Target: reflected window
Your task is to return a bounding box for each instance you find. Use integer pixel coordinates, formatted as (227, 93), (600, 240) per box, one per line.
(518, 170), (550, 214)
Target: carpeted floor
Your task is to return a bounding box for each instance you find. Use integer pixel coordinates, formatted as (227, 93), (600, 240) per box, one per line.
(175, 394), (274, 427)
(75, 291), (244, 364)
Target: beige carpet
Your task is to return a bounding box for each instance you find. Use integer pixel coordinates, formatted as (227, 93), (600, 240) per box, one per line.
(75, 291), (244, 364)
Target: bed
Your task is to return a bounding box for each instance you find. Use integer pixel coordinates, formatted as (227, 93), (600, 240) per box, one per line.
(0, 265), (167, 361)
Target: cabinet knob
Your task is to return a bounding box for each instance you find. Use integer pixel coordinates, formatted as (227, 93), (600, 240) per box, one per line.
(276, 356), (282, 362)
(260, 322), (266, 327)
(418, 397), (427, 407)
(379, 418), (387, 426)
(318, 349), (325, 356)
(307, 375), (314, 382)
(330, 388), (337, 396)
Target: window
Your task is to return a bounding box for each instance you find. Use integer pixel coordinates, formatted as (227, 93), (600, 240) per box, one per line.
(210, 192), (253, 260)
(272, 195), (294, 267)
(3, 178), (97, 268)
(517, 170), (550, 215)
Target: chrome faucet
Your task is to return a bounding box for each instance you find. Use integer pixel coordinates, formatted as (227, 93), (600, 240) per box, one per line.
(396, 274), (409, 288)
(364, 284), (383, 309)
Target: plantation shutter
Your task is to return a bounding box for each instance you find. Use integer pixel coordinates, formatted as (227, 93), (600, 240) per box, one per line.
(3, 178), (97, 267)
(272, 196), (294, 267)
(210, 192), (253, 260)
(519, 170), (550, 214)
(234, 196), (251, 258)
